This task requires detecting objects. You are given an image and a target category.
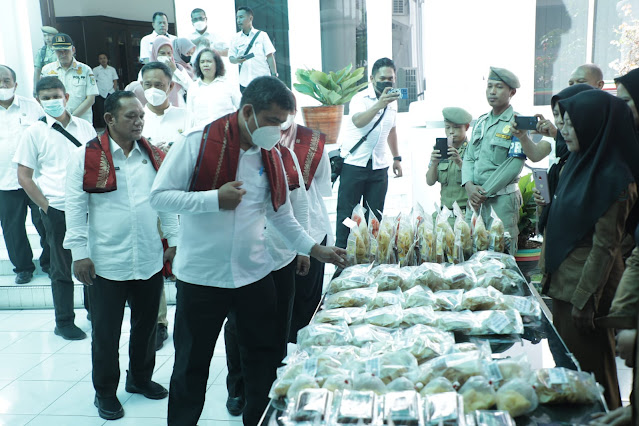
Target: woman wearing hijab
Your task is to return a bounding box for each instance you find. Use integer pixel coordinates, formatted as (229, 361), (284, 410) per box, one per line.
(542, 90), (639, 410)
(172, 38), (196, 80)
(143, 36), (193, 106)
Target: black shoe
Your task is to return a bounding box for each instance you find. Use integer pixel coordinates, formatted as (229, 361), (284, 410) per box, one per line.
(94, 395), (124, 420)
(156, 324), (168, 351)
(15, 271), (33, 284)
(226, 395), (246, 416)
(54, 324), (87, 340)
(87, 312), (92, 322)
(41, 266), (50, 276)
(125, 371), (168, 400)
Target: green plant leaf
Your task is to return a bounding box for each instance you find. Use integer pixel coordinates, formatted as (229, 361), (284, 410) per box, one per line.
(310, 71), (330, 87)
(316, 85), (341, 105)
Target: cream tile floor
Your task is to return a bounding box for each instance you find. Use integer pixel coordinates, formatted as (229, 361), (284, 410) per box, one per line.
(0, 306), (242, 426)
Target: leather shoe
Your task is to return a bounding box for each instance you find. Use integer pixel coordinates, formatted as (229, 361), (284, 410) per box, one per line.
(15, 271), (33, 284)
(226, 395), (246, 416)
(94, 395), (124, 420)
(125, 370), (168, 400)
(54, 324), (87, 340)
(156, 324), (168, 351)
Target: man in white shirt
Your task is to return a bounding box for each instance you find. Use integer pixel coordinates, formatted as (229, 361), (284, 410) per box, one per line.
(150, 76), (346, 425)
(64, 91), (178, 421)
(0, 65), (49, 284)
(140, 61), (188, 350)
(141, 62), (189, 152)
(335, 57), (403, 249)
(189, 8), (229, 60)
(92, 53), (118, 128)
(140, 12), (176, 64)
(41, 33), (99, 124)
(229, 6), (277, 92)
(14, 77), (96, 340)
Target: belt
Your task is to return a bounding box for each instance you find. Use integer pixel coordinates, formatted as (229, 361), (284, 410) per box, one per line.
(494, 183), (519, 196)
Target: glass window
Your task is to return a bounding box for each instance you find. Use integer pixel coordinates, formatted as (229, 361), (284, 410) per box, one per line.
(593, 0), (639, 78)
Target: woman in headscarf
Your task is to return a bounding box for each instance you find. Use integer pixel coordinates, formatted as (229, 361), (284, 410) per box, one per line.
(542, 89), (639, 410)
(172, 37), (196, 80)
(144, 36), (193, 106)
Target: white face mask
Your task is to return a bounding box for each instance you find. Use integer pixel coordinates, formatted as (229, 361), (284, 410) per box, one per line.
(193, 21), (206, 32)
(157, 55), (172, 64)
(244, 106), (281, 150)
(280, 114), (295, 131)
(144, 88), (168, 107)
(0, 87), (15, 101)
(40, 98), (66, 118)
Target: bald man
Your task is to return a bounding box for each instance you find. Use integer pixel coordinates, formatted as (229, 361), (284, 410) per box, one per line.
(568, 63), (604, 89)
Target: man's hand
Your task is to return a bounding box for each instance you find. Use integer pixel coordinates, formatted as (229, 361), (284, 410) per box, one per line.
(448, 146), (462, 167)
(375, 87), (400, 109)
(510, 117), (528, 140)
(393, 160), (403, 178)
(571, 299), (595, 332)
(535, 114), (558, 139)
(616, 330), (637, 367)
(296, 255), (310, 276)
(41, 200), (50, 214)
(430, 149), (441, 166)
(74, 258), (96, 286)
(589, 405), (632, 425)
(532, 188), (547, 207)
(310, 245), (348, 269)
(163, 246), (176, 265)
(218, 181), (246, 210)
(465, 182), (487, 210)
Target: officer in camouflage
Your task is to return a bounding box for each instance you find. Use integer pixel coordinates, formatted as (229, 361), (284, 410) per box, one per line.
(462, 67), (525, 254)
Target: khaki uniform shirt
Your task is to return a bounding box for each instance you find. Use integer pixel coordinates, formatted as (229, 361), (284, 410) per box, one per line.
(41, 59), (99, 123)
(33, 45), (57, 69)
(437, 140), (468, 211)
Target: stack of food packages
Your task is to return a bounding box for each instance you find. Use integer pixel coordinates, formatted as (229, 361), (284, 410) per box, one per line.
(345, 202), (507, 268)
(271, 251), (603, 425)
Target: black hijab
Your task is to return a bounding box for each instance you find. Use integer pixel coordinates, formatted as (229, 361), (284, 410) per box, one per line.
(538, 84), (595, 233)
(615, 67), (639, 108)
(544, 90), (639, 274)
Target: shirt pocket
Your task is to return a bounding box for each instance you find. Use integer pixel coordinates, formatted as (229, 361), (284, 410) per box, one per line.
(490, 137), (511, 165)
(437, 161), (450, 185)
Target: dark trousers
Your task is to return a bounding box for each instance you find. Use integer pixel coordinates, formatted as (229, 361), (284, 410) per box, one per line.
(335, 161), (389, 248)
(288, 236), (326, 343)
(40, 207), (77, 327)
(240, 85), (246, 94)
(225, 258), (296, 401)
(0, 189), (49, 273)
(93, 95), (107, 128)
(89, 272), (163, 397)
(168, 276), (282, 426)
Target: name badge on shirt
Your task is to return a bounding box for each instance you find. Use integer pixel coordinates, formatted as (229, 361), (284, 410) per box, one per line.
(495, 133), (512, 140)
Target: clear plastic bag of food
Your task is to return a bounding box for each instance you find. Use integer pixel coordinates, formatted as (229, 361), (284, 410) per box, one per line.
(436, 207), (455, 263)
(352, 374), (388, 395)
(270, 363), (305, 399)
(410, 262), (447, 291)
(472, 310), (524, 335)
(385, 377), (417, 393)
(530, 367), (602, 404)
(323, 375), (354, 392)
(363, 304), (404, 328)
(383, 390), (422, 425)
(313, 306), (368, 325)
(443, 264), (477, 291)
(371, 264), (408, 291)
(488, 207), (505, 253)
(345, 204), (371, 265)
(377, 214), (398, 265)
(495, 378), (538, 418)
(482, 354), (532, 385)
(498, 295), (541, 319)
(324, 286), (378, 309)
(411, 351), (484, 389)
(435, 310), (481, 334)
(402, 306), (439, 327)
(289, 387), (332, 422)
(453, 201), (473, 263)
(473, 410), (515, 426)
(419, 377), (456, 397)
(286, 373), (320, 400)
(403, 285), (439, 309)
(327, 264), (374, 294)
(398, 324), (456, 363)
(374, 350), (420, 385)
(370, 287), (404, 310)
(424, 391), (465, 424)
(434, 289), (464, 311)
(349, 323), (394, 347)
(334, 389), (379, 424)
(416, 204), (437, 264)
(397, 212), (418, 267)
(470, 251), (518, 271)
(459, 376), (496, 413)
(368, 206), (380, 257)
(472, 208), (490, 252)
(297, 321), (352, 349)
(461, 287), (504, 311)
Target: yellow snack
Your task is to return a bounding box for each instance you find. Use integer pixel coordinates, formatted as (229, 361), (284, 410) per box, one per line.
(474, 216), (489, 252)
(462, 388), (496, 412)
(496, 389), (532, 418)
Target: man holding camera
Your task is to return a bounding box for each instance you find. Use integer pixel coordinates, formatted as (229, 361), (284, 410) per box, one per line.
(335, 57), (403, 249)
(462, 67), (525, 254)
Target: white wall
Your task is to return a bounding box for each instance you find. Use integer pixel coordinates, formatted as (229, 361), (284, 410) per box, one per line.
(367, 0), (393, 68)
(288, 0), (322, 108)
(53, 0), (175, 22)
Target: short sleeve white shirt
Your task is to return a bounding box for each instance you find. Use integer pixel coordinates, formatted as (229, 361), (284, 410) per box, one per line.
(139, 31), (176, 62)
(41, 60), (100, 123)
(189, 30), (228, 63)
(186, 77), (241, 128)
(142, 105), (190, 147)
(229, 28), (276, 87)
(0, 95), (44, 190)
(93, 65), (119, 98)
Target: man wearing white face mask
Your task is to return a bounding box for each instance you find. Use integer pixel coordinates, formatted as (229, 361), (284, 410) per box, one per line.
(141, 62), (189, 153)
(14, 77), (96, 340)
(150, 76), (347, 425)
(189, 8), (229, 61)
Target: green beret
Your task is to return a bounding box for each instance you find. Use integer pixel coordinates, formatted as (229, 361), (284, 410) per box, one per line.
(41, 26), (58, 35)
(442, 107), (472, 125)
(488, 66), (520, 89)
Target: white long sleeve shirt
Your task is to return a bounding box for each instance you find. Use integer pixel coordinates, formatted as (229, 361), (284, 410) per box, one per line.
(266, 146), (309, 271)
(149, 127), (316, 288)
(306, 146), (334, 245)
(63, 137), (179, 281)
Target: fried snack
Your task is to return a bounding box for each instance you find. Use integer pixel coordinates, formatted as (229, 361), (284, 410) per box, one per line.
(402, 285), (438, 309)
(434, 311), (479, 334)
(496, 379), (538, 418)
(370, 288), (404, 310)
(327, 264), (373, 294)
(473, 214), (490, 252)
(442, 264), (477, 291)
(434, 290), (464, 311)
(396, 213), (417, 267)
(436, 221), (455, 263)
(269, 363), (304, 399)
(345, 204), (371, 265)
(377, 350), (419, 384)
(411, 351), (483, 389)
(461, 286), (504, 311)
(459, 376), (497, 413)
(313, 306), (368, 325)
(531, 368), (601, 404)
(489, 207), (505, 253)
(419, 377), (456, 396)
(409, 262), (447, 291)
(453, 201), (473, 263)
(286, 374), (320, 400)
(362, 305), (403, 328)
(417, 212), (436, 263)
(376, 215), (397, 264)
(297, 321), (352, 348)
(324, 286), (378, 309)
(371, 264), (406, 291)
(470, 251), (519, 271)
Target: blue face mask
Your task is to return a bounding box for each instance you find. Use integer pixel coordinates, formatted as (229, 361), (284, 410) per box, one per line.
(40, 98), (66, 118)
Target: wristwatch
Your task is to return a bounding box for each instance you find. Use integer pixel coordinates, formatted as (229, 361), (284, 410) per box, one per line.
(393, 156), (402, 162)
(271, 72), (279, 77)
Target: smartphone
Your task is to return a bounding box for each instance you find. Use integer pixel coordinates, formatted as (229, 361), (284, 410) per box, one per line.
(515, 115), (539, 131)
(388, 88), (408, 99)
(533, 169), (551, 203)
(242, 52), (255, 60)
(435, 138), (449, 160)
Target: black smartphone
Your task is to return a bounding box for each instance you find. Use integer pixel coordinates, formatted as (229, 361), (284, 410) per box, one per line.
(388, 88), (408, 99)
(514, 115), (539, 131)
(243, 52), (255, 60)
(435, 138), (449, 160)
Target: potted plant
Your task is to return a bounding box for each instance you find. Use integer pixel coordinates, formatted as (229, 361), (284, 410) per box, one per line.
(293, 64), (369, 144)
(515, 173), (542, 282)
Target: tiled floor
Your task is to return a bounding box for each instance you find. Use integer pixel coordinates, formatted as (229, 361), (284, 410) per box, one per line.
(0, 306), (242, 426)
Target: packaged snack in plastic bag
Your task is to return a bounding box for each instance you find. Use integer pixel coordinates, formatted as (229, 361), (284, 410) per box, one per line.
(313, 306), (368, 325)
(482, 354), (532, 385)
(530, 368), (602, 404)
(363, 304), (403, 328)
(324, 286), (378, 309)
(286, 374), (320, 400)
(370, 287), (404, 310)
(470, 251), (518, 271)
(461, 286), (504, 311)
(498, 296), (541, 319)
(416, 204), (437, 264)
(333, 389), (379, 424)
(327, 264), (373, 294)
(424, 392), (465, 424)
(496, 378), (538, 417)
(410, 262), (447, 291)
(443, 264), (477, 291)
(345, 204), (371, 265)
(472, 208), (490, 252)
(368, 206), (380, 258)
(459, 376), (496, 413)
(349, 324), (394, 347)
(377, 214), (398, 265)
(402, 306), (439, 327)
(352, 374), (387, 395)
(412, 351), (484, 389)
(436, 207), (455, 263)
(371, 264), (407, 291)
(297, 321), (352, 349)
(435, 311), (481, 334)
(399, 325), (456, 363)
(383, 390), (422, 425)
(323, 375), (354, 392)
(396, 212), (418, 267)
(434, 289), (464, 311)
(403, 285), (438, 309)
(419, 377), (456, 396)
(472, 310), (524, 335)
(488, 207), (505, 253)
(270, 363), (305, 399)
(453, 201), (473, 263)
(289, 387), (332, 422)
(386, 377), (417, 392)
(473, 410), (515, 426)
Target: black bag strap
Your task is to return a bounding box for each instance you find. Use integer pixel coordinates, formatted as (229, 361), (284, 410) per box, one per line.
(347, 107), (387, 156)
(39, 116), (82, 147)
(243, 30), (262, 56)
